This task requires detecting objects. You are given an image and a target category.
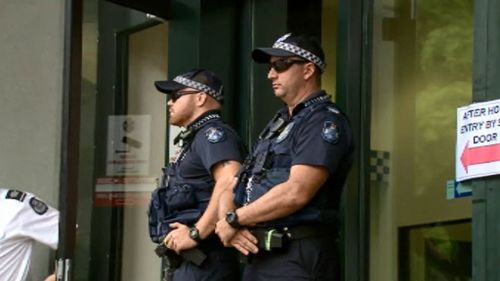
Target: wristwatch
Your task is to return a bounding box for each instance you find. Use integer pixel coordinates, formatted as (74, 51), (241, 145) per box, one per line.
(225, 209), (241, 228)
(188, 226), (201, 243)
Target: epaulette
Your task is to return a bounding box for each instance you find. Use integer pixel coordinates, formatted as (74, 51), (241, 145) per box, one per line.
(326, 106), (340, 115)
(5, 189), (27, 202)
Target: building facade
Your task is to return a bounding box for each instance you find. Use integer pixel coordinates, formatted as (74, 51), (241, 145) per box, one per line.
(1, 0), (498, 280)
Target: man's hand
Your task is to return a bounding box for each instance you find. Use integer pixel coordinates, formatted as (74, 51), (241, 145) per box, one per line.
(229, 229), (259, 255)
(215, 217), (238, 246)
(164, 222), (197, 254)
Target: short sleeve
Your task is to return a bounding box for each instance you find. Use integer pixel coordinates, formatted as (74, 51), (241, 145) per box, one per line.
(291, 109), (353, 174)
(19, 195), (59, 249)
(195, 126), (243, 171)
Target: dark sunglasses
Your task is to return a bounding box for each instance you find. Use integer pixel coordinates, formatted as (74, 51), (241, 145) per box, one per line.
(169, 90), (200, 102)
(268, 59), (308, 73)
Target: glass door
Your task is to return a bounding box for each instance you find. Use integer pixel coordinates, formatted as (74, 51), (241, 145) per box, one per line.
(76, 1), (168, 280)
(369, 0), (474, 280)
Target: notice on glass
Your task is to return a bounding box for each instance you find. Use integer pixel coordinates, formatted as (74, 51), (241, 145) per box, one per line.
(106, 115), (151, 176)
(456, 99), (500, 181)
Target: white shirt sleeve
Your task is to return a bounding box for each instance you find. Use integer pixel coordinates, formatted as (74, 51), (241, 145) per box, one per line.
(18, 193), (59, 249)
(22, 194), (59, 249)
(0, 189), (59, 281)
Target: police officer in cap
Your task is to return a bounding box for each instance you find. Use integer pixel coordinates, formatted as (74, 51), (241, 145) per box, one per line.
(215, 33), (355, 281)
(149, 69), (243, 281)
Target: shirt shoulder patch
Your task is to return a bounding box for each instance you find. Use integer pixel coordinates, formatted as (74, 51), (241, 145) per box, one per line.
(205, 127), (226, 143)
(322, 120), (341, 144)
(29, 197), (49, 215)
(6, 189), (26, 202)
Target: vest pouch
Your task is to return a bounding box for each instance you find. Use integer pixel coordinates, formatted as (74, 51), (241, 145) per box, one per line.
(165, 184), (197, 213)
(148, 186), (167, 243)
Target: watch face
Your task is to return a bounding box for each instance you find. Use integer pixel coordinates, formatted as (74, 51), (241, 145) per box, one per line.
(227, 212), (234, 223)
(226, 211), (239, 227)
(189, 227), (199, 240)
(226, 212), (235, 223)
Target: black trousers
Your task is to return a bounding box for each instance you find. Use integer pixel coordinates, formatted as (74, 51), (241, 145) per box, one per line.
(242, 236), (340, 281)
(172, 246), (240, 281)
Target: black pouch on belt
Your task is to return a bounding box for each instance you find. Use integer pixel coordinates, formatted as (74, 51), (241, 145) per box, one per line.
(252, 228), (287, 251)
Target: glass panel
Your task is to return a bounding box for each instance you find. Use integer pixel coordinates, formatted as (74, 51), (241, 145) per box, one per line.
(370, 0), (473, 280)
(77, 4), (168, 277)
(118, 22), (168, 281)
(401, 221), (471, 281)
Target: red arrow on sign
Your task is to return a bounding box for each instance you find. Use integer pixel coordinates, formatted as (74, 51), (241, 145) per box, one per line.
(461, 141), (500, 172)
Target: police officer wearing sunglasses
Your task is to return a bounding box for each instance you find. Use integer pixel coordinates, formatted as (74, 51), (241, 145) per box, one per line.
(149, 69), (244, 281)
(215, 33), (355, 281)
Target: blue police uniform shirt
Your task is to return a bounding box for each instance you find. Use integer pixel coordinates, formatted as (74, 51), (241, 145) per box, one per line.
(160, 110), (244, 232)
(177, 118), (243, 179)
(235, 91), (354, 227)
(289, 96), (353, 177)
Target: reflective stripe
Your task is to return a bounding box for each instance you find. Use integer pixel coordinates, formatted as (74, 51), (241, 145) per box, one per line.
(173, 76), (223, 101)
(272, 42), (326, 71)
(265, 229), (278, 251)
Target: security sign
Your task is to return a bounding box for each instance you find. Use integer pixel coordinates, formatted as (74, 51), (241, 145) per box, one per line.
(456, 99), (500, 181)
(106, 115), (151, 176)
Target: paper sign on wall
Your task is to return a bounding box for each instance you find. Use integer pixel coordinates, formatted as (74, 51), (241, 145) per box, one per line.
(456, 99), (500, 181)
(106, 115), (151, 176)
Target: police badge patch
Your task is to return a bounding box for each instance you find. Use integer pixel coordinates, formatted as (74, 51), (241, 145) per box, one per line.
(322, 121), (340, 144)
(276, 122), (295, 143)
(29, 197), (48, 215)
(205, 127), (226, 143)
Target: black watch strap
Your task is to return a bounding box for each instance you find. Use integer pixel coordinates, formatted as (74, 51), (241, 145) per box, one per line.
(225, 210), (241, 228)
(188, 226), (201, 243)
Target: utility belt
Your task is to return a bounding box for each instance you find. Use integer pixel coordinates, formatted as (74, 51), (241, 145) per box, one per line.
(253, 224), (328, 251)
(240, 225), (329, 264)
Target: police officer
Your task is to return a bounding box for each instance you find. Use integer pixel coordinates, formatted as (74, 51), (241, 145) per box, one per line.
(0, 188), (59, 281)
(215, 33), (355, 281)
(149, 69), (243, 281)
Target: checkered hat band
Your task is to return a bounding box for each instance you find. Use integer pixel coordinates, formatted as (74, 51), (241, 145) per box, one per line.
(272, 42), (326, 71)
(173, 76), (223, 101)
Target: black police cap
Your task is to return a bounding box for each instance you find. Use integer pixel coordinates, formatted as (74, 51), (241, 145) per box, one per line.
(252, 33), (326, 72)
(154, 69), (224, 102)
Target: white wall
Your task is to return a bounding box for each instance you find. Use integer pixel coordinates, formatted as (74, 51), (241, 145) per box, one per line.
(0, 0), (65, 279)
